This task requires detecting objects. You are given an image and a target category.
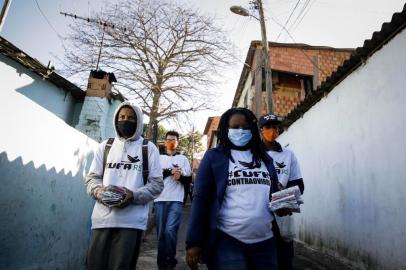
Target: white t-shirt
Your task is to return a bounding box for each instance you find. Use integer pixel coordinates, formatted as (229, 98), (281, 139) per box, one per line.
(217, 149), (274, 244)
(154, 153), (191, 202)
(266, 145), (302, 188)
(89, 137), (162, 230)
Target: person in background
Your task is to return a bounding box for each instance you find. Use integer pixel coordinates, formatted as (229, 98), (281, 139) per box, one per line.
(155, 131), (192, 270)
(259, 113), (305, 270)
(85, 101), (164, 270)
(186, 107), (282, 270)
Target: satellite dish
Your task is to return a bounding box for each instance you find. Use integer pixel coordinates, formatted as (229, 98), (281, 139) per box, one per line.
(230, 6), (250, 17)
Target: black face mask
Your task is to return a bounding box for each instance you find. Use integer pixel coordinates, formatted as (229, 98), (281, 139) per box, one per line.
(117, 120), (137, 138)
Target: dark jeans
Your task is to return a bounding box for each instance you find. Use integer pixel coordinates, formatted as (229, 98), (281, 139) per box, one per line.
(154, 201), (183, 269)
(212, 230), (277, 270)
(86, 228), (143, 270)
(276, 239), (294, 270)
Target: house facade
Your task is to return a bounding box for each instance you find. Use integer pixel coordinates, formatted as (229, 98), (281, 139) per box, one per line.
(204, 42), (353, 150)
(203, 116), (220, 149)
(232, 41), (353, 117)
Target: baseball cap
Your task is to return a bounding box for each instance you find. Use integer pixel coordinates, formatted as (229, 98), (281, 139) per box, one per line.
(259, 114), (283, 128)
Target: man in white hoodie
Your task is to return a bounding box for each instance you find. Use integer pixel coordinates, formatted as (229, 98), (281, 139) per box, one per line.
(85, 101), (164, 270)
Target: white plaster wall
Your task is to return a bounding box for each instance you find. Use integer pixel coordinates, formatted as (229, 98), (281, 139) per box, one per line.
(0, 55), (99, 269)
(0, 55), (78, 125)
(237, 72), (253, 108)
(277, 29), (406, 269)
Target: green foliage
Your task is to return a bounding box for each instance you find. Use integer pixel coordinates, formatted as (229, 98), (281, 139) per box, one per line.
(143, 123), (168, 142)
(178, 131), (204, 162)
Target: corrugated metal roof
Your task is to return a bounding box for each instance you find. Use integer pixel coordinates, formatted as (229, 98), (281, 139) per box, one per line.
(0, 36), (85, 101)
(283, 4), (406, 128)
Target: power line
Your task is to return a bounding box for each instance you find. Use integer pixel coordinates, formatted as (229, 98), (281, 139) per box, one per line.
(292, 0), (316, 33)
(34, 0), (64, 42)
(288, 0), (311, 34)
(275, 0), (301, 41)
(268, 15), (330, 78)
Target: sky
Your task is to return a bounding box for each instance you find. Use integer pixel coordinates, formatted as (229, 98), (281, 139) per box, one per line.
(1, 0), (405, 133)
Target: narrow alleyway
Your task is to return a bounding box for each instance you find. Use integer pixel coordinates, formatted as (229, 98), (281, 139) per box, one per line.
(136, 202), (353, 270)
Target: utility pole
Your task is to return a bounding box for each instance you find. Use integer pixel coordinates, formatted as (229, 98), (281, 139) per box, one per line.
(256, 0), (273, 114)
(191, 125), (195, 165)
(0, 0), (12, 33)
(231, 1), (273, 114)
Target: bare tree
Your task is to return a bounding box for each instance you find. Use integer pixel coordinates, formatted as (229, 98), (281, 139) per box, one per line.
(62, 0), (235, 139)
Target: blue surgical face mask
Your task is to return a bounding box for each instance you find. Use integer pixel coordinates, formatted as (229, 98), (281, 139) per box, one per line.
(228, 128), (252, 147)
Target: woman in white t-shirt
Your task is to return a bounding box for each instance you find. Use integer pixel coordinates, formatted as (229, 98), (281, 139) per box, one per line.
(186, 108), (282, 270)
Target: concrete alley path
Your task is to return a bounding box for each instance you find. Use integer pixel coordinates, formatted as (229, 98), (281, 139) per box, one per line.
(137, 202), (353, 270)
(137, 201), (204, 270)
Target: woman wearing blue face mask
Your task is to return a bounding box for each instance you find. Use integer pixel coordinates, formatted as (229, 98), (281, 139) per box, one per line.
(186, 108), (280, 270)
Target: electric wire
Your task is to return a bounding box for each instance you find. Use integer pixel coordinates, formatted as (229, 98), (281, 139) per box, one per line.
(292, 0), (316, 33)
(275, 0), (301, 41)
(33, 0), (64, 42)
(288, 0), (311, 33)
(268, 15), (330, 78)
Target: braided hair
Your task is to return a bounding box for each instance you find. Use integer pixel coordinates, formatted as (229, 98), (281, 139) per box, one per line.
(217, 107), (268, 164)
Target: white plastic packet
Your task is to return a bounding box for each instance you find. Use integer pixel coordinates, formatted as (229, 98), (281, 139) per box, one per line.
(270, 186), (303, 241)
(269, 186), (303, 212)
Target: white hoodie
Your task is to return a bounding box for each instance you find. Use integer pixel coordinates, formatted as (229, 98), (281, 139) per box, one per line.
(85, 101), (163, 230)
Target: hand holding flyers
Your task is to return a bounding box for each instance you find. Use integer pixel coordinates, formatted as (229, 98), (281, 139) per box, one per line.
(269, 185), (303, 214)
(101, 185), (128, 207)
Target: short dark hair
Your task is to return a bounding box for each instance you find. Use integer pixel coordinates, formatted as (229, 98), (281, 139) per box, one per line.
(165, 130), (179, 140)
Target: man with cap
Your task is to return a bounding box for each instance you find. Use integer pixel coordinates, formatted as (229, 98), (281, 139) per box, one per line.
(259, 113), (305, 270)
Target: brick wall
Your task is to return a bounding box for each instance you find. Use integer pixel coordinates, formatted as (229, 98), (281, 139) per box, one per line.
(317, 50), (353, 84)
(252, 45), (352, 116)
(205, 116), (220, 149)
(268, 46), (352, 86)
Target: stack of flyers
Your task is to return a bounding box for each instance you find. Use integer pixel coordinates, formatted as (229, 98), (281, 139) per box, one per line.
(101, 185), (127, 207)
(269, 186), (303, 213)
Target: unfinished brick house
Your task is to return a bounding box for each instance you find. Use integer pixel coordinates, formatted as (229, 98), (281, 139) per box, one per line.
(203, 41), (354, 149)
(232, 41), (354, 117)
(203, 116), (220, 149)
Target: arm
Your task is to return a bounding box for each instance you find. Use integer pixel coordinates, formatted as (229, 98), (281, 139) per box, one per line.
(132, 142), (164, 204)
(186, 150), (213, 249)
(287, 152), (304, 194)
(84, 142), (105, 199)
(286, 179), (304, 194)
(179, 155), (192, 185)
(162, 168), (172, 178)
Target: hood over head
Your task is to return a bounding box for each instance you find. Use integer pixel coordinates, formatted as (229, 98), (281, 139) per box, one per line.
(113, 101), (144, 141)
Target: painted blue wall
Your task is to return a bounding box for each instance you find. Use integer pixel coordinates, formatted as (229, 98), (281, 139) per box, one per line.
(0, 152), (94, 269)
(0, 54), (82, 126)
(1, 53), (99, 269)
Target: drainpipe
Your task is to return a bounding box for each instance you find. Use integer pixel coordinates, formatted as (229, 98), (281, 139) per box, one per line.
(0, 0), (12, 33)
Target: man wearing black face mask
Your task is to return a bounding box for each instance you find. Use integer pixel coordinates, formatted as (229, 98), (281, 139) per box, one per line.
(85, 102), (164, 270)
(116, 106), (138, 138)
